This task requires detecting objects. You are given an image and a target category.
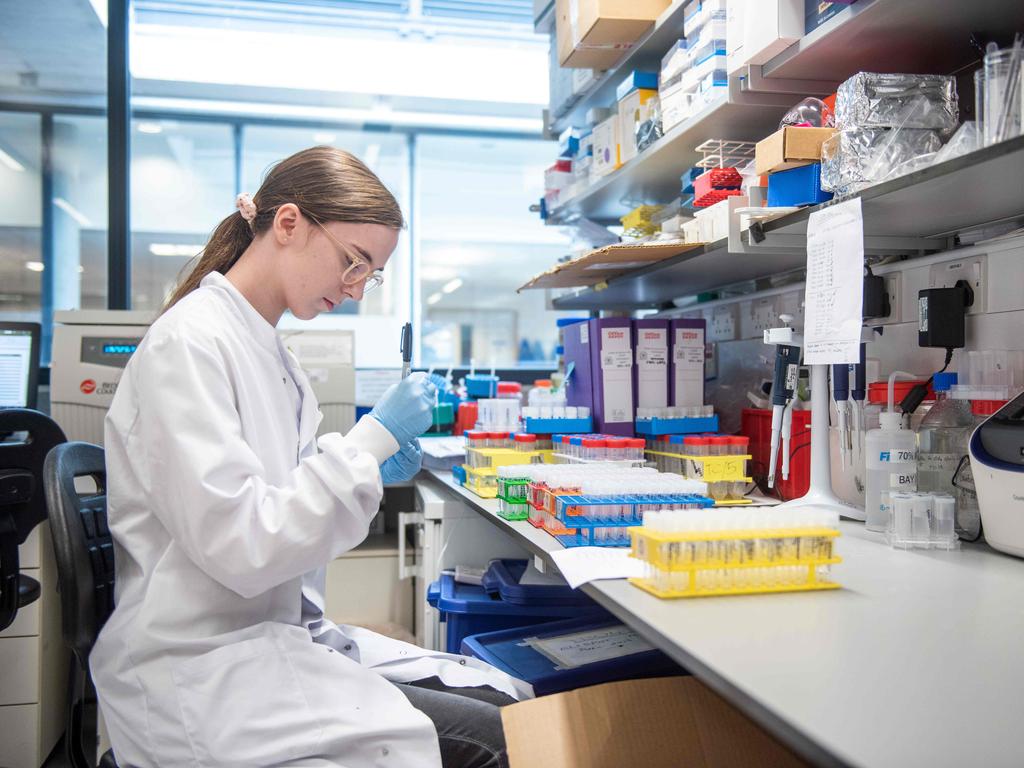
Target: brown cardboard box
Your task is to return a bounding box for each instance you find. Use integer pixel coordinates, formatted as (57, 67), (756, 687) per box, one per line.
(502, 676), (810, 768)
(755, 126), (836, 175)
(556, 0), (670, 69)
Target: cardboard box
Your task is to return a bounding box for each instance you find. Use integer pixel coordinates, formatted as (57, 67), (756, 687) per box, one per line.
(502, 676), (810, 768)
(556, 0), (670, 69)
(591, 114), (621, 176)
(563, 318), (635, 435)
(670, 319), (706, 407)
(618, 87), (658, 163)
(518, 241), (703, 291)
(727, 0), (804, 74)
(615, 69), (659, 101)
(754, 126), (836, 175)
(634, 319), (670, 410)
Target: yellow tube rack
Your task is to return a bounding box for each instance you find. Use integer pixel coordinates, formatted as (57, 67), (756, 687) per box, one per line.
(460, 449), (555, 498)
(628, 526), (841, 599)
(644, 450), (752, 483)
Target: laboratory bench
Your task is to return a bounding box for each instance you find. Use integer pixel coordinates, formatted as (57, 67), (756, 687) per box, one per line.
(421, 469), (1024, 768)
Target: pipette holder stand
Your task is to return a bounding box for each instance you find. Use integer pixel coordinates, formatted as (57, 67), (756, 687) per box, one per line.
(763, 325), (855, 519)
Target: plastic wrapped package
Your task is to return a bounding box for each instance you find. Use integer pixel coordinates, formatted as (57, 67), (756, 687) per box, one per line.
(781, 97), (835, 129)
(636, 99), (663, 153)
(835, 73), (959, 134)
(820, 128), (943, 195)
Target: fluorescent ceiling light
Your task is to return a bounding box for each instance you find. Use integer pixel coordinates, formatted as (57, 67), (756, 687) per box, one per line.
(131, 96), (543, 135)
(441, 278), (463, 294)
(137, 121), (163, 134)
(149, 243), (203, 257)
(427, 292), (443, 305)
(53, 198), (93, 227)
(89, 0), (108, 27)
(0, 148), (25, 172)
(25, 261), (44, 272)
(313, 131), (336, 144)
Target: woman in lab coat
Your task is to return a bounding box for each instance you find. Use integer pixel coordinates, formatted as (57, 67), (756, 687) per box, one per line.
(91, 146), (531, 768)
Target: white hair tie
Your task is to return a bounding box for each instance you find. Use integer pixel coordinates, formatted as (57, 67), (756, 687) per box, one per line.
(235, 193), (257, 224)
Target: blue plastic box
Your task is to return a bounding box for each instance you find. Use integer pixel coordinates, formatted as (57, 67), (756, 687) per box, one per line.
(634, 415), (719, 435)
(426, 572), (602, 654)
(767, 163), (833, 207)
(615, 70), (659, 101)
(522, 416), (593, 434)
(481, 559), (594, 607)
(460, 616), (683, 695)
(465, 373), (499, 398)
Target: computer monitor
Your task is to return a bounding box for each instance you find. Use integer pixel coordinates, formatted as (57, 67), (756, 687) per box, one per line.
(0, 322), (40, 410)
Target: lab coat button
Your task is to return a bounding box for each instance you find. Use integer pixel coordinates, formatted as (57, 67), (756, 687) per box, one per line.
(382, 747), (390, 757)
(344, 644), (352, 651)
(459, 659), (466, 665)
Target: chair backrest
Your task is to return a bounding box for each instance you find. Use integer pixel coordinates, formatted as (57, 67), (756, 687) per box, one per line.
(0, 409), (66, 631)
(44, 441), (112, 664)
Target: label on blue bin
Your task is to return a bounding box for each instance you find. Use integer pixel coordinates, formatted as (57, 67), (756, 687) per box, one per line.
(526, 625), (655, 669)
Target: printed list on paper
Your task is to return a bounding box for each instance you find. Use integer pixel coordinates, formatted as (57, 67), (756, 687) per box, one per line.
(802, 197), (865, 366)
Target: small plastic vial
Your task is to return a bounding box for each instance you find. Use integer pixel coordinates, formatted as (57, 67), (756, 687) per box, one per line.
(514, 433), (537, 452)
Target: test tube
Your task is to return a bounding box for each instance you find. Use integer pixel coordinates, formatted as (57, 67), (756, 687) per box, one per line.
(710, 436), (730, 456)
(932, 494), (956, 543)
(911, 494), (931, 543)
(892, 493), (914, 541)
(629, 438), (645, 462)
(515, 433), (537, 452)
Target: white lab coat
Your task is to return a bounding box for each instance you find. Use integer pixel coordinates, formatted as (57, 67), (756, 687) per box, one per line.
(91, 272), (531, 768)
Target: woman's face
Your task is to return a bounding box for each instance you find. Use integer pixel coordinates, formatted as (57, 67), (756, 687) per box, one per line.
(278, 209), (398, 320)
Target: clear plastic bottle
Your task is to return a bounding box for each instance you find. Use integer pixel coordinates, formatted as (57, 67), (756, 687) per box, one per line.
(917, 373), (973, 497)
(865, 372), (919, 532)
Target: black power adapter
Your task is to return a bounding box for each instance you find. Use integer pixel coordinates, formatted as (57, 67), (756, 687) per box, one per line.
(918, 280), (973, 348)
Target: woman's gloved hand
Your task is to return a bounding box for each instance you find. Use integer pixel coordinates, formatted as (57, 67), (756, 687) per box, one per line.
(370, 372), (436, 447)
(380, 440), (423, 484)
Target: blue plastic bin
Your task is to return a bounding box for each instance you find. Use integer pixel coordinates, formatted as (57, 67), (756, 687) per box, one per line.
(460, 616), (683, 695)
(481, 559), (595, 607)
(427, 572), (603, 655)
(767, 163), (833, 207)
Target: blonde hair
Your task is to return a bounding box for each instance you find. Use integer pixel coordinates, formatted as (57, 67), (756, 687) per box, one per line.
(164, 145), (403, 311)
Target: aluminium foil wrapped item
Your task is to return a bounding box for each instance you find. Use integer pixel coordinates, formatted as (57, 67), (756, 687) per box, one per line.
(820, 128), (943, 196)
(835, 73), (959, 134)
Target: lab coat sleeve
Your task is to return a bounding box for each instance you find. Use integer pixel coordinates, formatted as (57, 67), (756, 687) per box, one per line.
(132, 331), (387, 599)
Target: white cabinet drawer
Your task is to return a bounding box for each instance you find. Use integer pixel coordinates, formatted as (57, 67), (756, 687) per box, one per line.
(0, 703), (39, 768)
(0, 636), (40, 705)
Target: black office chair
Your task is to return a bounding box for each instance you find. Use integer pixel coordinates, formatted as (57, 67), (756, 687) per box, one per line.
(0, 409), (66, 632)
(45, 441), (119, 768)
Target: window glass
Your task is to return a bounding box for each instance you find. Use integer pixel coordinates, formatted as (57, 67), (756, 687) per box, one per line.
(416, 135), (574, 368)
(0, 112), (42, 324)
(130, 119), (235, 311)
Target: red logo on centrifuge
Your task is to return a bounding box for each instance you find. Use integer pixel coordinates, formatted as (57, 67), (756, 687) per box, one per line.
(80, 379), (96, 394)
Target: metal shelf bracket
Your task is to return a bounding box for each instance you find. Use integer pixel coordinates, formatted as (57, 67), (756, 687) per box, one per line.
(739, 64), (837, 97)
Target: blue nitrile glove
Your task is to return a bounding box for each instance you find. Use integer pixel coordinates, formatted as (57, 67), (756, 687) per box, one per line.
(380, 440), (423, 484)
(370, 372), (436, 446)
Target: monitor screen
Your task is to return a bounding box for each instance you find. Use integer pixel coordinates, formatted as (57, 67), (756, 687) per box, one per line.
(0, 323), (40, 410)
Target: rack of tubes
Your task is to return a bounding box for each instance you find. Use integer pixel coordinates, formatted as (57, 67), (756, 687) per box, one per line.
(496, 466), (532, 521)
(645, 435), (752, 504)
(552, 493), (715, 548)
(551, 435), (648, 464)
(629, 509), (842, 599)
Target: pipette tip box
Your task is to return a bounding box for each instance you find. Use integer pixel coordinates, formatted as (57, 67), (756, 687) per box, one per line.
(522, 416), (593, 434)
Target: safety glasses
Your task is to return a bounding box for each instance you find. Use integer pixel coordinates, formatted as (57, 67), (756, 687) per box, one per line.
(310, 217), (384, 294)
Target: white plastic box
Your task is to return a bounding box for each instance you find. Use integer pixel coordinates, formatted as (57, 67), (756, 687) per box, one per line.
(726, 0), (803, 75)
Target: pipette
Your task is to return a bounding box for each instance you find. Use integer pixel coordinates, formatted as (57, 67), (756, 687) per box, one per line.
(781, 399), (794, 481)
(400, 322), (412, 379)
(767, 340), (801, 488)
(832, 362), (850, 469)
(851, 343), (866, 450)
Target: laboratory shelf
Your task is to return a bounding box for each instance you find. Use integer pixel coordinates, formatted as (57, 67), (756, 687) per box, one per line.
(549, 91), (794, 224)
(551, 133), (1024, 310)
(548, 1), (690, 136)
(422, 469), (1024, 768)
(761, 0), (1024, 87)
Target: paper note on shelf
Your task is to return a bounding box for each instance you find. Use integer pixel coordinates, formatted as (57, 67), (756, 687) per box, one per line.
(525, 625), (655, 669)
(802, 197), (865, 366)
(549, 547), (646, 589)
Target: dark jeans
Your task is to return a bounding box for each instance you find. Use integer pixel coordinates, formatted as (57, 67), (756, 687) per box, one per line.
(394, 676), (516, 768)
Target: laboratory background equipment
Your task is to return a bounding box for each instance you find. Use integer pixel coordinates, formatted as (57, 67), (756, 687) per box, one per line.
(50, 310), (153, 444)
(884, 492), (958, 551)
(864, 372), (919, 532)
(0, 322), (41, 410)
(280, 328), (357, 437)
(969, 392), (1024, 559)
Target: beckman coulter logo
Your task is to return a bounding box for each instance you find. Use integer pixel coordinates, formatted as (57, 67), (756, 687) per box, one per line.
(682, 331), (700, 340)
(607, 331), (625, 339)
(80, 379), (97, 394)
(643, 331), (661, 340)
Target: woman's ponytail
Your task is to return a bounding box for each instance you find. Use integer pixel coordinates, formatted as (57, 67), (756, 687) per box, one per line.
(163, 211), (254, 311)
(162, 145), (403, 313)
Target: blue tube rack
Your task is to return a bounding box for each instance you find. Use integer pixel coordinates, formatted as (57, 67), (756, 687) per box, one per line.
(553, 493), (714, 548)
(522, 416), (593, 434)
(634, 415), (719, 435)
